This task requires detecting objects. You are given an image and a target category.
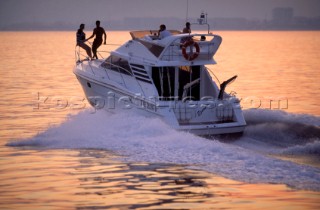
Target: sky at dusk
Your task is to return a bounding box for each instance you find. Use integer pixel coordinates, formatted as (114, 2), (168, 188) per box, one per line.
(0, 0), (320, 28)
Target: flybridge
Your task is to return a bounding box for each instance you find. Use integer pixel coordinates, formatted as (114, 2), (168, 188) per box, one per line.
(115, 31), (222, 66)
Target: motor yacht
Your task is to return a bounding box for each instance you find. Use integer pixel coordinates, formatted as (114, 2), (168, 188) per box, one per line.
(73, 29), (246, 136)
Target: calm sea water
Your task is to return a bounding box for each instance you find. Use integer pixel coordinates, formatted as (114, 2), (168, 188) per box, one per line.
(0, 31), (319, 209)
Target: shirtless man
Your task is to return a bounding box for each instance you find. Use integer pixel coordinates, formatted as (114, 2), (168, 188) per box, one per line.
(87, 20), (107, 59)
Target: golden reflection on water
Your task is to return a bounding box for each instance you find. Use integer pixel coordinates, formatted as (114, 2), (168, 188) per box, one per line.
(0, 149), (319, 210)
(212, 31), (320, 116)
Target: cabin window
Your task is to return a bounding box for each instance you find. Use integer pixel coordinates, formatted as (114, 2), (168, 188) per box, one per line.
(178, 66), (201, 100)
(152, 67), (176, 100)
(101, 55), (132, 75)
(152, 66), (201, 101)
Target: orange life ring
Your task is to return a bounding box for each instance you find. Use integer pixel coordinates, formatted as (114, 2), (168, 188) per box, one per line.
(181, 40), (200, 61)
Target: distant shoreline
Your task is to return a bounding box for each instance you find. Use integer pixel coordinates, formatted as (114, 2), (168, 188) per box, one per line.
(1, 15), (319, 32)
(1, 29), (320, 32)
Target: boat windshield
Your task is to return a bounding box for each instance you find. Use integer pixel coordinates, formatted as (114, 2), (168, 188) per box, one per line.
(136, 39), (164, 57)
(130, 30), (181, 40)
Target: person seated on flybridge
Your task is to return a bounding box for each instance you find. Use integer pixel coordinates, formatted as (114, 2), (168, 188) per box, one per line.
(158, 24), (171, 39)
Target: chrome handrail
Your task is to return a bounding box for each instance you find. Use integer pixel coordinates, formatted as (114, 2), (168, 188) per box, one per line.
(75, 42), (120, 62)
(206, 66), (221, 85)
(101, 61), (133, 76)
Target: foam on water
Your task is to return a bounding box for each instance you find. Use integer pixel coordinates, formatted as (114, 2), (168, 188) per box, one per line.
(236, 109), (320, 154)
(7, 109), (320, 191)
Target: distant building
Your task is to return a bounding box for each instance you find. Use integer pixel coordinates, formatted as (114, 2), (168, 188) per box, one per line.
(272, 7), (294, 26)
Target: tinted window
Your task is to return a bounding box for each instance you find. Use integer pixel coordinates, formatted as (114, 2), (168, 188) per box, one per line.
(101, 56), (132, 75)
(137, 40), (164, 57)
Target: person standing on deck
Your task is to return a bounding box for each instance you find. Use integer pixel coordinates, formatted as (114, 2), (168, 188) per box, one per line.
(86, 20), (107, 59)
(182, 22), (191, 34)
(76, 23), (92, 59)
(181, 22), (192, 45)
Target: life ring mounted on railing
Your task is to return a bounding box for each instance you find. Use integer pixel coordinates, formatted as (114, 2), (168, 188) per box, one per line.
(181, 40), (200, 61)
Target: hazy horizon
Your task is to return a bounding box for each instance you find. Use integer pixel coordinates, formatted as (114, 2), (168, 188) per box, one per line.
(1, 0), (320, 30)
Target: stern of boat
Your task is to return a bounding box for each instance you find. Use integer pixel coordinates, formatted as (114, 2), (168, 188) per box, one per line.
(164, 97), (246, 136)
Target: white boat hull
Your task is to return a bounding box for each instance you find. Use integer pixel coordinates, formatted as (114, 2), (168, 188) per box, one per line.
(75, 73), (246, 136)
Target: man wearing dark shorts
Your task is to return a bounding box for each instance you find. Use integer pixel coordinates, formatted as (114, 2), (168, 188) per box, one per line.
(87, 20), (107, 59)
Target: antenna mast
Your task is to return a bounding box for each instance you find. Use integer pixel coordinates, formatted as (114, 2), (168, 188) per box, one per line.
(186, 0), (189, 21)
